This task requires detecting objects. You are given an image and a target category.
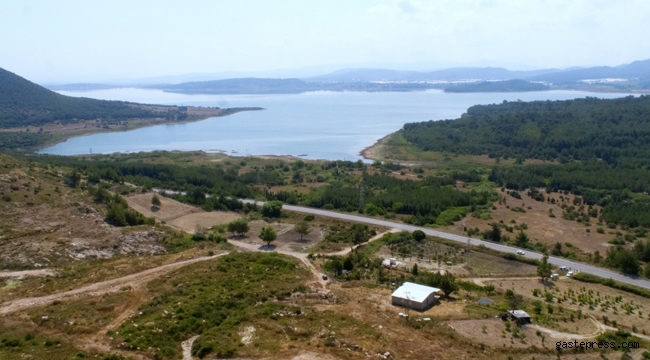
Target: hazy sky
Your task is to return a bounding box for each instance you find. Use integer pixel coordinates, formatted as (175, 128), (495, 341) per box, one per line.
(1, 0), (649, 83)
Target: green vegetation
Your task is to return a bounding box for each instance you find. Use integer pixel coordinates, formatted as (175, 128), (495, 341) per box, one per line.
(0, 67), (163, 129)
(227, 219), (249, 237)
(403, 95), (650, 164)
(88, 185), (154, 226)
(572, 272), (650, 299)
(115, 252), (310, 359)
(259, 226), (277, 246)
(444, 79), (549, 93)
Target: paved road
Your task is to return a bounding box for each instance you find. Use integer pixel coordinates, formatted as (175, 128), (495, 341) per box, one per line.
(243, 200), (650, 290)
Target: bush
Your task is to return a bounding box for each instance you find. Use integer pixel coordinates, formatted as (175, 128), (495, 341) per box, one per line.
(261, 200), (283, 218)
(572, 272), (650, 298)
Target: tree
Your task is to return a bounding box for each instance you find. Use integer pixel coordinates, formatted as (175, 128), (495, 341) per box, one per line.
(259, 226), (277, 246)
(151, 194), (161, 209)
(65, 170), (81, 188)
(343, 257), (354, 271)
(351, 223), (369, 251)
(514, 231), (530, 248)
(261, 200), (283, 218)
(490, 224), (502, 242)
(505, 291), (523, 311)
(294, 221), (311, 241)
(412, 263), (419, 276)
(412, 230), (426, 242)
(484, 285), (495, 295)
(437, 273), (458, 297)
(537, 255), (552, 281)
(227, 219), (249, 237)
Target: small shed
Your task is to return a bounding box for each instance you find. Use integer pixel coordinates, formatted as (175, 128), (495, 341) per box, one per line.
(391, 282), (440, 311)
(507, 310), (531, 324)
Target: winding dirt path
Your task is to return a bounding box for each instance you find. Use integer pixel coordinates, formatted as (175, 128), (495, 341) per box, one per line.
(227, 228), (399, 288)
(0, 253), (228, 315)
(0, 269), (56, 278)
(182, 335), (199, 360)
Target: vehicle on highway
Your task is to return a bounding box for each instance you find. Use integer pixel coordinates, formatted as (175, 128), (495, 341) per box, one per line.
(559, 266), (569, 271)
(516, 250), (525, 255)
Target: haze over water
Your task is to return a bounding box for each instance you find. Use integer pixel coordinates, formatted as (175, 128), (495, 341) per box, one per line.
(40, 89), (632, 161)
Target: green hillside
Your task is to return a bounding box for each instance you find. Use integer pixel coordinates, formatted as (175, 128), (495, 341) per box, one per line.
(402, 95), (650, 164)
(0, 67), (160, 128)
(444, 79), (549, 93)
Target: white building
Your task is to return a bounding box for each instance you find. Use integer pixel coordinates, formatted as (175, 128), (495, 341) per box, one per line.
(391, 282), (440, 311)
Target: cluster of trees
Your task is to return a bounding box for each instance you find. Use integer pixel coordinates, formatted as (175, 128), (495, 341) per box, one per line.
(403, 95), (650, 164)
(489, 162), (650, 228)
(604, 241), (650, 277)
(296, 173), (488, 226)
(0, 67), (200, 129)
(88, 186), (154, 227)
(444, 79), (549, 93)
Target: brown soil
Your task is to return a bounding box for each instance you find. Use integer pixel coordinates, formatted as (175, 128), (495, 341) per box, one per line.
(0, 165), (164, 269)
(481, 277), (650, 335)
(0, 252), (228, 315)
(168, 212), (241, 234)
(444, 188), (615, 254)
(125, 192), (199, 222)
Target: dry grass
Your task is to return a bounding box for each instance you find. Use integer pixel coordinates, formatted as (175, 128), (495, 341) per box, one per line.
(445, 188), (618, 254)
(168, 211), (241, 234)
(125, 192), (198, 222)
(482, 277), (650, 335)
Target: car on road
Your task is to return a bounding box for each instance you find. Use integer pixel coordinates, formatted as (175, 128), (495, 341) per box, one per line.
(559, 266), (569, 271)
(516, 250), (525, 255)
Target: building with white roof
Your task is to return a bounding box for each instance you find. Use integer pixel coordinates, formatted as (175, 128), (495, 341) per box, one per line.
(391, 282), (440, 311)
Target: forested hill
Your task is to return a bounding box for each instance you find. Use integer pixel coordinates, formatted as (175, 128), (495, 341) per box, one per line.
(444, 79), (549, 93)
(0, 67), (160, 128)
(402, 95), (650, 164)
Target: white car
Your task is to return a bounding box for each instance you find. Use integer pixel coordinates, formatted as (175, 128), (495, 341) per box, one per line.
(566, 271), (574, 277)
(516, 250), (525, 255)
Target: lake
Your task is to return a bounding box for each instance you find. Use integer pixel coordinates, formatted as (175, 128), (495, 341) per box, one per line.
(40, 89), (632, 161)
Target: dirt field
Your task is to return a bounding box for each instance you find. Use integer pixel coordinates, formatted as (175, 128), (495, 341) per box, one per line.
(374, 240), (537, 277)
(168, 211), (241, 233)
(231, 220), (324, 253)
(125, 192), (198, 222)
(482, 277), (650, 335)
(444, 188), (615, 254)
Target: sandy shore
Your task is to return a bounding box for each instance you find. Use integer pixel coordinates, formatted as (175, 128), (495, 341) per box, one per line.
(359, 133), (393, 161)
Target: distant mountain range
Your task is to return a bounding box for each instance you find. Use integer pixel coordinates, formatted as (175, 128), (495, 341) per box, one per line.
(46, 59), (650, 94)
(305, 67), (560, 82)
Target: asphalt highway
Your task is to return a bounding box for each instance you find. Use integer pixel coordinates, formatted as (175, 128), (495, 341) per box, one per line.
(243, 199), (650, 290)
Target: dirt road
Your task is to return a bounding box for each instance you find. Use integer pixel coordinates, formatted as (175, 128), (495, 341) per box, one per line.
(0, 269), (55, 278)
(0, 253), (228, 315)
(228, 229), (399, 288)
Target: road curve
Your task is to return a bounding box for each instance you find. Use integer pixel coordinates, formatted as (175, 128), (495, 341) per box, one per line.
(243, 199), (650, 290)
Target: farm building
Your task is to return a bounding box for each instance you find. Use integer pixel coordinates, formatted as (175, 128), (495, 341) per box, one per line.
(507, 310), (531, 324)
(391, 282), (440, 311)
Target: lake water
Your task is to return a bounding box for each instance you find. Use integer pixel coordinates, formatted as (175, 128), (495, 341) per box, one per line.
(40, 89), (632, 161)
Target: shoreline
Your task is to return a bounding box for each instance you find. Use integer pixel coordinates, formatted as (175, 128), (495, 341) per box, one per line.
(12, 107), (264, 153)
(359, 133), (393, 161)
